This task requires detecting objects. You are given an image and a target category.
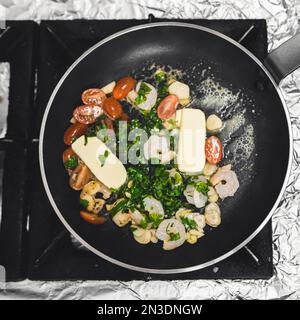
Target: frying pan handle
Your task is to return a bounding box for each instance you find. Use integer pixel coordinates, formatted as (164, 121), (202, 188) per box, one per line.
(264, 33), (300, 84)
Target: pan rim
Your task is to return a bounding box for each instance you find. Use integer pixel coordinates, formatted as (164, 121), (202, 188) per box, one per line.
(39, 22), (293, 274)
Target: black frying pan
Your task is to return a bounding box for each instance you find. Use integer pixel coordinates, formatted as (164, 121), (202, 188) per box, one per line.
(39, 23), (300, 273)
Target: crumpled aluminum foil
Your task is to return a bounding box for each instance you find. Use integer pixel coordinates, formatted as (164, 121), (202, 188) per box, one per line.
(1, 0), (300, 300)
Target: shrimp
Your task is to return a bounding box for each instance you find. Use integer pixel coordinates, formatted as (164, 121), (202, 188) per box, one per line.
(143, 135), (170, 162)
(156, 219), (186, 250)
(132, 227), (152, 244)
(130, 209), (144, 225)
(203, 162), (218, 177)
(192, 213), (206, 230)
(178, 210), (206, 231)
(184, 185), (207, 208)
(143, 196), (164, 217)
(204, 203), (221, 227)
(207, 186), (218, 203)
(210, 166), (239, 199)
(160, 150), (176, 164)
(127, 82), (157, 111)
(134, 81), (157, 111)
(112, 212), (131, 227)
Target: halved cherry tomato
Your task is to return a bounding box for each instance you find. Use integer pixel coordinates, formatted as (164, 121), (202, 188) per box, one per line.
(62, 147), (76, 163)
(63, 122), (88, 145)
(205, 136), (223, 164)
(80, 211), (107, 225)
(73, 105), (103, 124)
(102, 97), (123, 120)
(81, 88), (106, 105)
(113, 76), (136, 100)
(157, 94), (179, 120)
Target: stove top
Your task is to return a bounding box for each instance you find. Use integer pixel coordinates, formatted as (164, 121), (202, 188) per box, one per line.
(0, 17), (273, 281)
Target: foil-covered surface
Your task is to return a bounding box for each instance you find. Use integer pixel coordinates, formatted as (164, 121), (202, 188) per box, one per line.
(1, 0), (300, 300)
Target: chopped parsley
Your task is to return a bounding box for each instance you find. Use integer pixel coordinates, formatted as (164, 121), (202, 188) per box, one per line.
(130, 225), (138, 232)
(109, 199), (128, 216)
(80, 199), (89, 209)
(169, 232), (180, 241)
(151, 166), (184, 217)
(157, 84), (169, 102)
(64, 155), (78, 170)
(155, 71), (166, 83)
(181, 217), (198, 231)
(135, 82), (152, 106)
(149, 213), (163, 228)
(86, 115), (107, 137)
(84, 135), (88, 146)
(139, 215), (149, 229)
(98, 150), (109, 167)
(194, 181), (209, 195)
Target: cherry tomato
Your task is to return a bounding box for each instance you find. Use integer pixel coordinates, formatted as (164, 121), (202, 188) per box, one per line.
(113, 76), (136, 100)
(102, 97), (123, 120)
(157, 94), (179, 120)
(205, 136), (223, 164)
(73, 105), (103, 124)
(81, 88), (106, 105)
(80, 211), (107, 225)
(63, 122), (88, 145)
(62, 147), (76, 163)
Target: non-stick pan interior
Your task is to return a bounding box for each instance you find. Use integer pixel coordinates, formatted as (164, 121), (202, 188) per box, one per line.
(41, 24), (290, 272)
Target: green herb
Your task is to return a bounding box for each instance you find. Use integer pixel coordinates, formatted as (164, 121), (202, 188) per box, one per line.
(129, 119), (142, 130)
(130, 225), (138, 232)
(80, 199), (89, 209)
(64, 155), (78, 170)
(181, 217), (198, 231)
(151, 166), (184, 217)
(169, 232), (180, 241)
(155, 71), (166, 83)
(157, 84), (169, 101)
(140, 107), (163, 133)
(71, 136), (78, 144)
(194, 181), (209, 195)
(168, 118), (177, 125)
(134, 95), (147, 105)
(84, 135), (88, 146)
(86, 115), (108, 138)
(98, 150), (109, 167)
(149, 213), (163, 228)
(139, 216), (149, 229)
(174, 172), (183, 185)
(134, 82), (151, 106)
(109, 199), (128, 216)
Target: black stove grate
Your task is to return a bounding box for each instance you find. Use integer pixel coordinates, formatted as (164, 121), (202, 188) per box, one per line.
(0, 18), (273, 281)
